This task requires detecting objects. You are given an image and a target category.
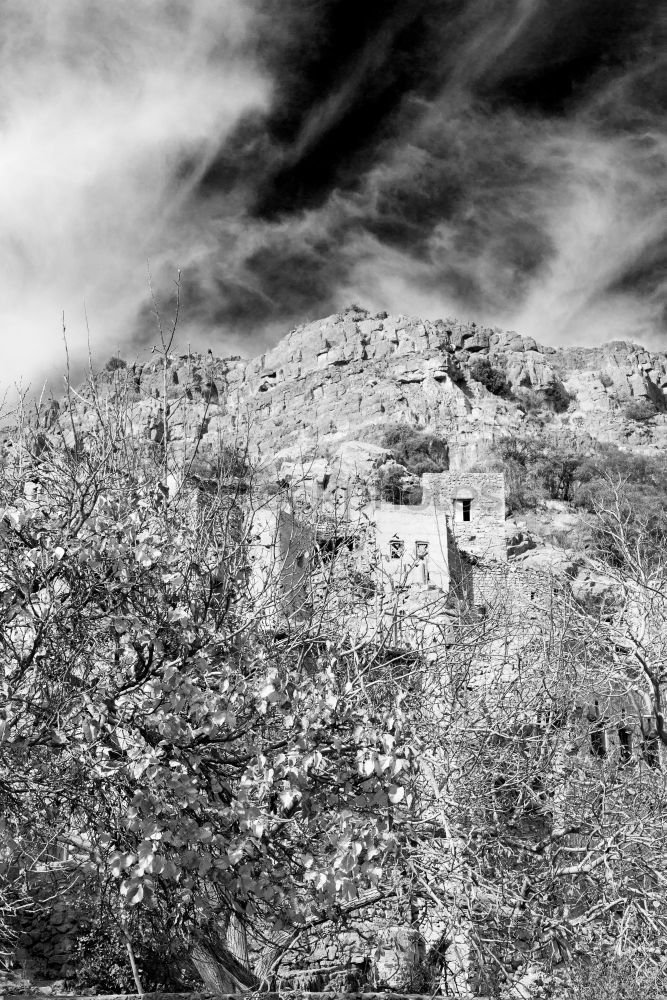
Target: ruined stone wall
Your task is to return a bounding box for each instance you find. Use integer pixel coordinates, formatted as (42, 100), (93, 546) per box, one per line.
(470, 562), (552, 611)
(15, 869), (90, 978)
(269, 892), (456, 995)
(248, 506), (314, 616)
(423, 472), (506, 563)
(364, 500), (450, 592)
(272, 896), (417, 992)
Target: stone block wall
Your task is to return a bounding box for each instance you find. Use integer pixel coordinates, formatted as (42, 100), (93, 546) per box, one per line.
(365, 500), (450, 592)
(270, 894), (441, 993)
(14, 870), (91, 978)
(423, 472), (506, 563)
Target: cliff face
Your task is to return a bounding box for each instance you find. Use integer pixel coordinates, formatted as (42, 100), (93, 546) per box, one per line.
(83, 307), (667, 478)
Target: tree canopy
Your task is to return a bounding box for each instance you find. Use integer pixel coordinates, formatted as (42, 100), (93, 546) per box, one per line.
(2, 370), (667, 998)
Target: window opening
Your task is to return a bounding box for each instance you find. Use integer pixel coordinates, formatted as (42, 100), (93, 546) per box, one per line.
(454, 498), (474, 523)
(641, 715), (660, 768)
(590, 725), (607, 757)
(588, 701), (607, 757)
(389, 537), (404, 559)
(618, 726), (632, 764)
(414, 541), (429, 583)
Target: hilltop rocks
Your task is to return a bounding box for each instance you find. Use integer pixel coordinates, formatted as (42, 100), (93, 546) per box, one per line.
(77, 308), (667, 477)
(230, 310), (520, 465)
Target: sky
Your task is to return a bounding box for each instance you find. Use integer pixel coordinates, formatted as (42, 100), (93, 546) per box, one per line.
(0, 0), (665, 389)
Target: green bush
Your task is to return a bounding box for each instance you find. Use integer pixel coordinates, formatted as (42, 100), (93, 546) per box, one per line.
(543, 378), (572, 413)
(495, 433), (593, 510)
(105, 355), (127, 372)
(515, 380), (572, 415)
(380, 424), (449, 475)
(72, 912), (193, 993)
(624, 398), (658, 422)
(566, 955), (661, 999)
(579, 444), (667, 565)
(377, 465), (422, 505)
(469, 357), (512, 398)
(514, 388), (545, 414)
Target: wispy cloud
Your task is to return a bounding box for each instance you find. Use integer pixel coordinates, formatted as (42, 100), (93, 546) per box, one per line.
(1, 0), (665, 390)
(0, 0), (268, 387)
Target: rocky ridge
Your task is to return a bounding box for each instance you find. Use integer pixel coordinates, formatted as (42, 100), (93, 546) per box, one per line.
(66, 306), (667, 481)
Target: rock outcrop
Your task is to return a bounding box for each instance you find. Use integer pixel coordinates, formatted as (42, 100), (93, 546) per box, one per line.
(72, 306), (667, 479)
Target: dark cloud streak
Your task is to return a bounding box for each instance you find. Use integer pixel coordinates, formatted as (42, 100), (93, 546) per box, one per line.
(0, 0), (665, 387)
(172, 0), (666, 349)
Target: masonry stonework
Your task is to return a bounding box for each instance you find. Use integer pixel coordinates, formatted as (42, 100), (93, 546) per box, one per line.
(422, 472), (506, 563)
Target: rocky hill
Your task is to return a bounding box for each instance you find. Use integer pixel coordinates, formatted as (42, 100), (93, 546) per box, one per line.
(71, 305), (667, 479)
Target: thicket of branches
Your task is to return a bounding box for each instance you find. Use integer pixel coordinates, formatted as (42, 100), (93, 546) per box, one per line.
(1, 348), (667, 997)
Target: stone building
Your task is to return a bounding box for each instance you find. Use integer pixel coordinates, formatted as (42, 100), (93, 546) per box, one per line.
(364, 471), (506, 595)
(254, 469), (507, 612)
(423, 471), (506, 564)
(364, 495), (451, 591)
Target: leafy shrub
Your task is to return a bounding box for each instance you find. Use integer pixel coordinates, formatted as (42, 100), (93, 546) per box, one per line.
(514, 388), (546, 414)
(493, 432), (597, 511)
(72, 913), (191, 993)
(624, 398), (658, 422)
(73, 920), (137, 993)
(515, 380), (571, 415)
(599, 372), (614, 388)
(578, 444), (667, 565)
(186, 443), (249, 484)
(380, 424), (449, 475)
(105, 355), (127, 372)
(581, 443), (666, 490)
(469, 357), (512, 398)
(567, 955), (661, 999)
(377, 465), (422, 505)
(543, 378), (572, 413)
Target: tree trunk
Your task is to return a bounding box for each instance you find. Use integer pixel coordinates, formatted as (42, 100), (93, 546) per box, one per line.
(190, 932), (258, 995)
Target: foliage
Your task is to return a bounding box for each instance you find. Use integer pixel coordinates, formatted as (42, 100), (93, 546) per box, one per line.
(105, 356), (127, 372)
(73, 924), (138, 993)
(623, 398), (659, 422)
(566, 955), (662, 1000)
(377, 464), (422, 505)
(514, 388), (544, 414)
(492, 433), (667, 516)
(380, 423), (448, 475)
(469, 356), (512, 398)
(515, 379), (572, 415)
(185, 443), (249, 484)
(542, 377), (572, 413)
(0, 397), (412, 989)
(70, 884), (199, 993)
(4, 358), (667, 993)
(494, 432), (594, 510)
(574, 445), (667, 558)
